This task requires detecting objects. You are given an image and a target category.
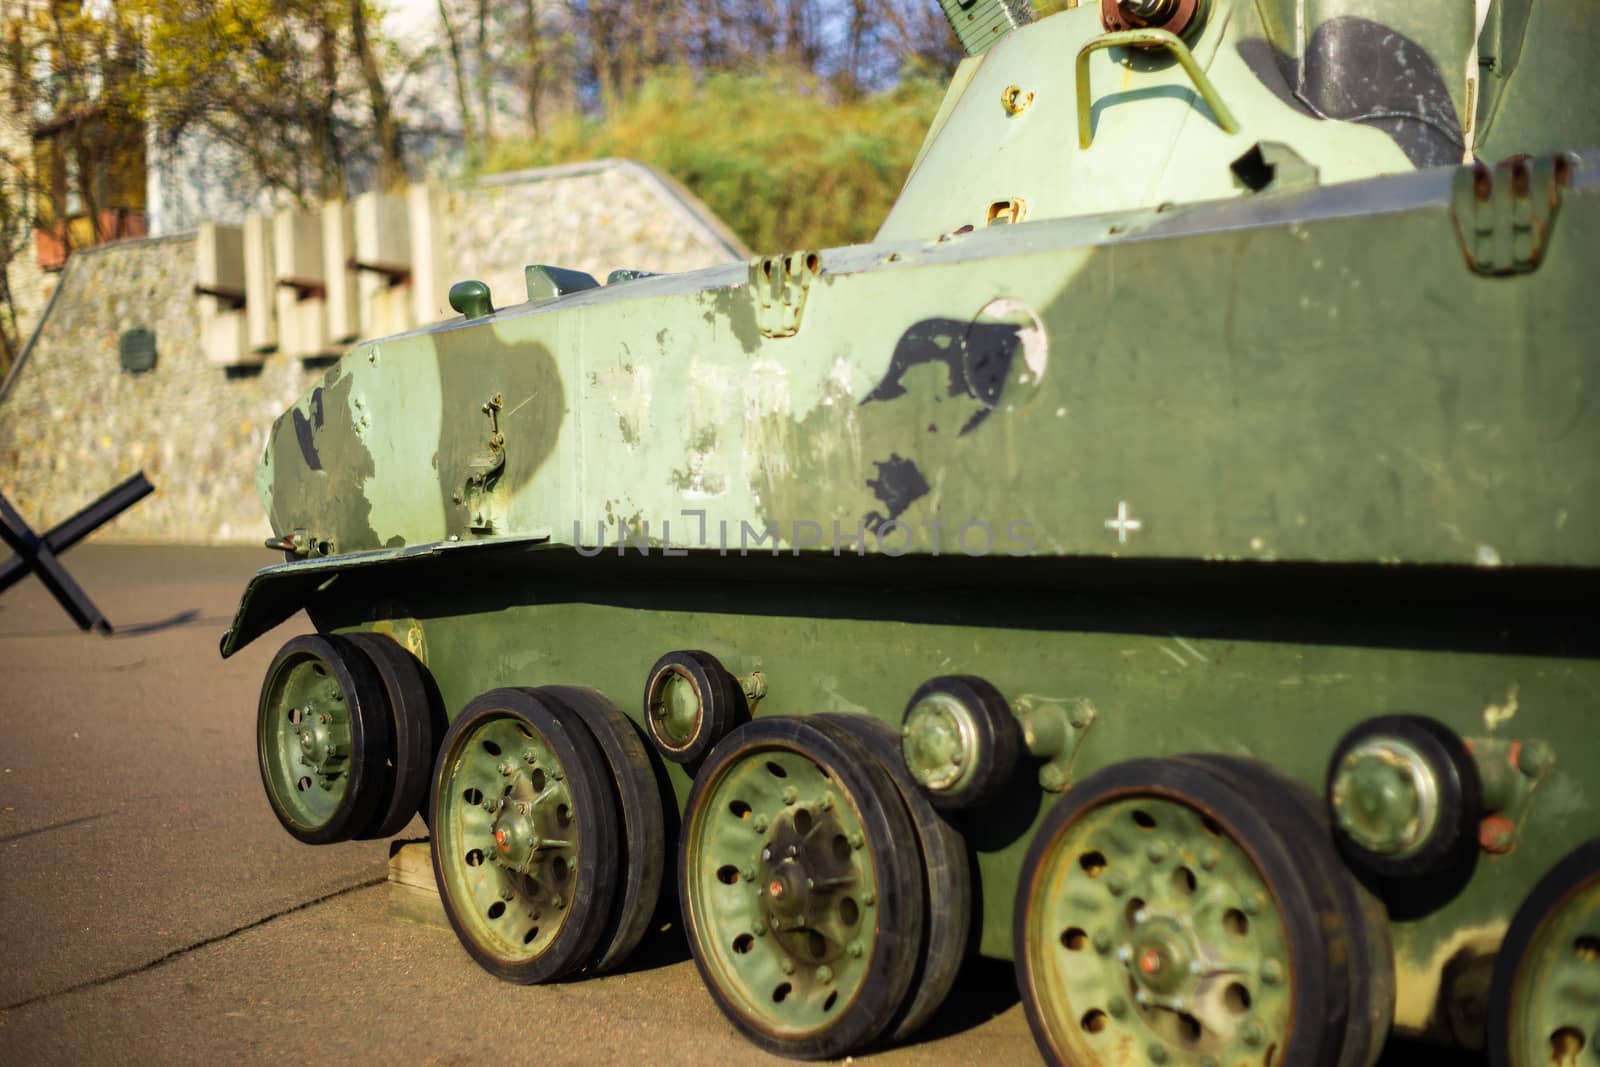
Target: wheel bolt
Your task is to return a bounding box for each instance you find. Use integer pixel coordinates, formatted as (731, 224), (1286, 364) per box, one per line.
(1107, 995), (1128, 1018)
(848, 941), (864, 958)
(781, 958), (795, 975)
(782, 787), (797, 805)
(1106, 874), (1127, 896)
(816, 965), (833, 983)
(819, 796), (833, 811)
(753, 816), (769, 832)
(1200, 847), (1219, 870)
(522, 750), (538, 765)
(1092, 929), (1112, 954)
(499, 884), (515, 901)
(551, 894), (565, 909)
(1241, 1022), (1264, 1048)
(1244, 893), (1265, 916)
(861, 892), (875, 906)
(741, 867), (755, 881)
(1147, 841), (1168, 863)
(1148, 1044), (1168, 1064)
(1261, 958), (1283, 985)
(849, 833), (864, 850)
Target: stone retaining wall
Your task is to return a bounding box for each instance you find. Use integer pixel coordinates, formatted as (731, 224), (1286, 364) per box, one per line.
(0, 160), (746, 544)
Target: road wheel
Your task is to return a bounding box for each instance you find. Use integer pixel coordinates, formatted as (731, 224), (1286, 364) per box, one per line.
(345, 631), (436, 840)
(430, 687), (620, 983)
(1488, 836), (1600, 1067)
(679, 717), (923, 1059)
(534, 684), (670, 973)
(1187, 754), (1393, 1067)
(256, 633), (389, 845)
(642, 650), (744, 765)
(816, 712), (971, 1041)
(1015, 757), (1346, 1067)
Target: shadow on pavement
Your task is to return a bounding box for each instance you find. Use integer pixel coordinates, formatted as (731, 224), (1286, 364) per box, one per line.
(110, 609), (204, 636)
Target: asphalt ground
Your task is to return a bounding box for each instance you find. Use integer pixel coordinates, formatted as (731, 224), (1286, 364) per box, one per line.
(0, 545), (1474, 1065)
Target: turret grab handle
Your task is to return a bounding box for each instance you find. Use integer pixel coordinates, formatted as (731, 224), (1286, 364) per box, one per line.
(1075, 28), (1240, 149)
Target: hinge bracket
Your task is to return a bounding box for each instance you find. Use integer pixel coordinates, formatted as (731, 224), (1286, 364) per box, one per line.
(750, 251), (820, 338)
(1451, 153), (1575, 276)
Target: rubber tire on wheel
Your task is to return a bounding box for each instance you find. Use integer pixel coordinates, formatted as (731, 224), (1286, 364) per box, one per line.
(534, 685), (669, 974)
(1326, 714), (1481, 882)
(430, 687), (622, 984)
(345, 632), (436, 840)
(902, 675), (1021, 811)
(256, 632), (390, 845)
(816, 713), (971, 1042)
(1487, 836), (1600, 1067)
(642, 649), (743, 765)
(1014, 757), (1347, 1067)
(679, 716), (924, 1060)
(1187, 754), (1394, 1067)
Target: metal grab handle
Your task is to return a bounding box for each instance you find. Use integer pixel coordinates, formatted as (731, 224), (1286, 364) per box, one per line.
(1075, 28), (1240, 149)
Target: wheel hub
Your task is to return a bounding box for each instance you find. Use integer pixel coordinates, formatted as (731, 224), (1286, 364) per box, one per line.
(291, 708), (345, 778)
(649, 668), (701, 748)
(901, 692), (976, 794)
(1330, 737), (1439, 858)
(1127, 917), (1193, 998)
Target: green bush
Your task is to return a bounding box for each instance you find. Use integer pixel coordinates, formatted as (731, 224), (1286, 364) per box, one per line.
(483, 67), (949, 252)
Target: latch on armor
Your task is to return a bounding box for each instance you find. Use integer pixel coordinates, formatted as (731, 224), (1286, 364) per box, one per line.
(750, 251), (820, 338)
(1451, 153), (1575, 276)
(461, 393), (506, 533)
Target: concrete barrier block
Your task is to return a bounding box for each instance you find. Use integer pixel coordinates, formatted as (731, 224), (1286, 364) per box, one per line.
(242, 214), (277, 354)
(272, 210), (330, 360)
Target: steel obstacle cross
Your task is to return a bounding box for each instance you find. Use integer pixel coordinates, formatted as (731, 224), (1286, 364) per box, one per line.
(0, 472), (156, 633)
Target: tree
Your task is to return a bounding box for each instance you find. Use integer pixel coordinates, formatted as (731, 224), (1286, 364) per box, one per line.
(128, 0), (411, 205)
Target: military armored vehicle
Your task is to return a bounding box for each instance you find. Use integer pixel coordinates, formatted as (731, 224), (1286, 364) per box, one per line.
(223, 0), (1600, 1062)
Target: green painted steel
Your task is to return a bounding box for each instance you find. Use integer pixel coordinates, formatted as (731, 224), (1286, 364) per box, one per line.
(227, 0), (1600, 1057)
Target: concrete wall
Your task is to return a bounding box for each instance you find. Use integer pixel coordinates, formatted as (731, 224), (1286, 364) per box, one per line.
(0, 159), (747, 544)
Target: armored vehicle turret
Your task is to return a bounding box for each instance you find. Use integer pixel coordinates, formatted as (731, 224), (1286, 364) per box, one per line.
(226, 0), (1600, 1062)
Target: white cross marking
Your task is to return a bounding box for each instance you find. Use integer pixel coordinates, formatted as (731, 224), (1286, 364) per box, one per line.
(1105, 501), (1142, 544)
